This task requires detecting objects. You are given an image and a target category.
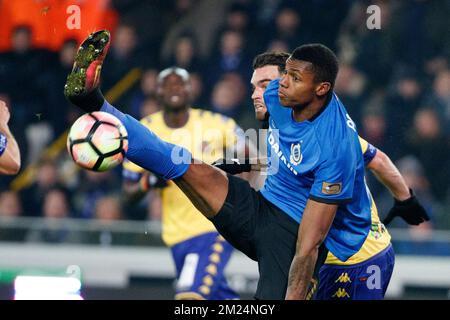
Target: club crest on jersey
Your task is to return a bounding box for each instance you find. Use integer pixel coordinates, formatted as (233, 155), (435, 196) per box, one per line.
(290, 142), (302, 166)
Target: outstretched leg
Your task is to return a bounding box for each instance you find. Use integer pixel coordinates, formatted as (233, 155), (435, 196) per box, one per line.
(64, 30), (229, 218)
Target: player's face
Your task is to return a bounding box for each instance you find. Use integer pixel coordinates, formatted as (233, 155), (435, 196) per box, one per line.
(278, 58), (317, 108)
(250, 65), (280, 121)
(158, 73), (191, 111)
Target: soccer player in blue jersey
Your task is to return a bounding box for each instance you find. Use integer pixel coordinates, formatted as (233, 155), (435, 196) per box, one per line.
(217, 51), (429, 299)
(261, 45), (398, 300)
(64, 31), (429, 299)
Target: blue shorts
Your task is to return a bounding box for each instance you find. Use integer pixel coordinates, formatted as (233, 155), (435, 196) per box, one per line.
(171, 232), (239, 300)
(316, 244), (395, 300)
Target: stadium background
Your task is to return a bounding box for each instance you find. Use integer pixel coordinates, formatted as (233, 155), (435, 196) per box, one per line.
(0, 0), (449, 299)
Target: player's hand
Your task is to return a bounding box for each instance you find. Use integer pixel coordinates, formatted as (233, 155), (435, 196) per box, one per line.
(0, 101), (11, 130)
(212, 158), (251, 175)
(383, 189), (430, 226)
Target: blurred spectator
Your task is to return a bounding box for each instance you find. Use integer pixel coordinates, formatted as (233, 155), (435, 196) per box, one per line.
(0, 26), (48, 128)
(424, 57), (448, 80)
(41, 188), (72, 219)
(20, 160), (64, 216)
(0, 26), (53, 165)
(226, 2), (251, 33)
(384, 67), (423, 153)
(73, 170), (121, 219)
(334, 63), (367, 124)
(361, 111), (387, 150)
(26, 188), (74, 244)
(102, 23), (142, 92)
(39, 39), (81, 136)
(266, 39), (290, 53)
(0, 191), (23, 218)
(296, 0), (351, 50)
(210, 73), (247, 121)
(129, 69), (159, 118)
(165, 34), (203, 73)
(359, 90), (393, 152)
(95, 196), (123, 223)
(170, 0), (197, 22)
(0, 190), (26, 242)
(405, 108), (450, 201)
(353, 1), (399, 88)
(270, 6), (303, 51)
(91, 195), (126, 246)
(207, 30), (252, 87)
(211, 2), (261, 57)
(190, 72), (206, 106)
(425, 69), (450, 136)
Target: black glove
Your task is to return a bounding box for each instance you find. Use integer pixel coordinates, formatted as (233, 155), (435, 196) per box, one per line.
(212, 158), (251, 175)
(383, 189), (430, 226)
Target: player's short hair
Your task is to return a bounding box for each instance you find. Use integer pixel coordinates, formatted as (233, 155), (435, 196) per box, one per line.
(252, 52), (290, 73)
(157, 67), (190, 84)
(290, 44), (339, 87)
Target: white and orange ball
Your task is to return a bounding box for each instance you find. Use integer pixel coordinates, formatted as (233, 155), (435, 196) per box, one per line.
(67, 112), (128, 171)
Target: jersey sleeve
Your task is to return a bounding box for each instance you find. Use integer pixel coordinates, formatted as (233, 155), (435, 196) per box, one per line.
(309, 142), (357, 204)
(0, 133), (7, 157)
(358, 136), (377, 166)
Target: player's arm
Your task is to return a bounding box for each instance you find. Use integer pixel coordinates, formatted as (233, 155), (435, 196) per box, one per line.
(0, 101), (21, 175)
(286, 199), (337, 300)
(285, 134), (359, 300)
(361, 137), (429, 225)
(367, 149), (410, 200)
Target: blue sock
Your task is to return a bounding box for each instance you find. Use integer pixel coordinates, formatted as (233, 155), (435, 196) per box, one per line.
(100, 101), (192, 180)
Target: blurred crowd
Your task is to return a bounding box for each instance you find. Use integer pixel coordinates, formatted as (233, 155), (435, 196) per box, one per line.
(0, 0), (449, 240)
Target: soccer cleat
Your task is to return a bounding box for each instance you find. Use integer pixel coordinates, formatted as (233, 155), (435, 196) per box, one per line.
(64, 30), (111, 101)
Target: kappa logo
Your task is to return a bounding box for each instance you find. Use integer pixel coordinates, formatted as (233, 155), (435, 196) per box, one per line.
(335, 273), (352, 284)
(322, 182), (342, 195)
(332, 288), (350, 298)
(290, 142), (302, 165)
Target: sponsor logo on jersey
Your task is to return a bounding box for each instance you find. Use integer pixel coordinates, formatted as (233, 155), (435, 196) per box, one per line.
(335, 273), (352, 283)
(322, 182), (342, 195)
(332, 288), (350, 298)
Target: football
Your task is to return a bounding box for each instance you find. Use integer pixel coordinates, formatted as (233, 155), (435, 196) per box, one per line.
(67, 111), (128, 171)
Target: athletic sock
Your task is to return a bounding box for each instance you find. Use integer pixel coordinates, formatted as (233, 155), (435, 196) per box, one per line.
(68, 87), (105, 112)
(100, 101), (192, 180)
